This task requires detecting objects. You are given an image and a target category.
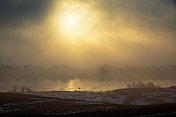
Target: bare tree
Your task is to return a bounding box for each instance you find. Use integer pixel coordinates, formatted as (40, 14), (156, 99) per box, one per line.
(127, 83), (131, 88)
(12, 85), (18, 93)
(126, 81), (159, 88)
(137, 81), (145, 88)
(146, 82), (154, 88)
(20, 86), (27, 92)
(26, 86), (31, 92)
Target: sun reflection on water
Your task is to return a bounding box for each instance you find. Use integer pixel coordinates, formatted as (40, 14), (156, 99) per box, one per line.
(68, 80), (74, 91)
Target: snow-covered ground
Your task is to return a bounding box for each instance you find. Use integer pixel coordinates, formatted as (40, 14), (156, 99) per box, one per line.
(0, 95), (105, 114)
(0, 88), (176, 116)
(25, 87), (176, 105)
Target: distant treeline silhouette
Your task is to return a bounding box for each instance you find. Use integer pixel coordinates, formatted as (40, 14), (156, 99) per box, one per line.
(8, 85), (31, 93)
(127, 81), (160, 88)
(0, 64), (176, 83)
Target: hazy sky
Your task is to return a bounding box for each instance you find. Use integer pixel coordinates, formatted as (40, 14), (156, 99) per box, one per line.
(0, 0), (176, 66)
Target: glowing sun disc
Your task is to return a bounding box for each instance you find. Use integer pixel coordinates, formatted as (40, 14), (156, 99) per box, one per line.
(67, 18), (76, 26)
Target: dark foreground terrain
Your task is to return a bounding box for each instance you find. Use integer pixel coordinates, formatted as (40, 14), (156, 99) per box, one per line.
(0, 92), (176, 117)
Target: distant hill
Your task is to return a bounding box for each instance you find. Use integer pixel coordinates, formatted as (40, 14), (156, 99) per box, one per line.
(26, 86), (176, 105)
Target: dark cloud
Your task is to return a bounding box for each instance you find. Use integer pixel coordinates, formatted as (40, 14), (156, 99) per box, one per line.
(0, 0), (54, 65)
(0, 0), (175, 30)
(98, 0), (176, 32)
(0, 0), (53, 28)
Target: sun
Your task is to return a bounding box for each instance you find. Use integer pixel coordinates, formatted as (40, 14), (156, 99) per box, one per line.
(55, 1), (98, 40)
(61, 14), (80, 37)
(66, 17), (76, 27)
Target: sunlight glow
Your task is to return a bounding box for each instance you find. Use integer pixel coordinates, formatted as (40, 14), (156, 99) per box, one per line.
(55, 1), (98, 40)
(68, 80), (74, 91)
(67, 17), (76, 26)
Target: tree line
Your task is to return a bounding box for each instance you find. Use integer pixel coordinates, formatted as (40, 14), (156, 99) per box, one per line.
(8, 85), (31, 93)
(126, 81), (160, 88)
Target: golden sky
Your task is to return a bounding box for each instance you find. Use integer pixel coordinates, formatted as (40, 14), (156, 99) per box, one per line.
(0, 0), (176, 66)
